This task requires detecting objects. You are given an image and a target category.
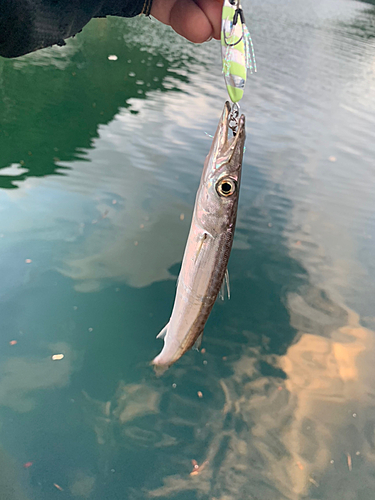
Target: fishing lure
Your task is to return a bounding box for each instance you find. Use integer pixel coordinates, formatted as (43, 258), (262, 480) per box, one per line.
(221, 0), (256, 104)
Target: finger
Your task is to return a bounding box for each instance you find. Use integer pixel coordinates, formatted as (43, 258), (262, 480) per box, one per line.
(150, 0), (177, 26)
(194, 0), (223, 40)
(169, 0), (214, 43)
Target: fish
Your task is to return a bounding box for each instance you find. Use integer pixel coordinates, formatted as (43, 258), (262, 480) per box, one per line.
(152, 102), (246, 373)
(221, 0), (256, 103)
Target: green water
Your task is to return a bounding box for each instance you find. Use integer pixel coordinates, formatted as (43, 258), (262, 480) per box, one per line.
(1, 1), (375, 498)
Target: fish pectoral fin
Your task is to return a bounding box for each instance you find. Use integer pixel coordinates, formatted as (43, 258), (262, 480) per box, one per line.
(219, 269), (231, 301)
(193, 233), (208, 264)
(156, 322), (169, 340)
(193, 332), (204, 351)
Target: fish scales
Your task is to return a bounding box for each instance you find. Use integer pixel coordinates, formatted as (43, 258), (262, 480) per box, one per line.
(152, 102), (246, 373)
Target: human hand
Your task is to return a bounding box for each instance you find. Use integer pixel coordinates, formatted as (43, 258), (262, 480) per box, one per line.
(150, 0), (223, 44)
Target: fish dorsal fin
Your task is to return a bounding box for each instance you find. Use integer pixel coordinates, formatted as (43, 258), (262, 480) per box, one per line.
(219, 269), (231, 301)
(156, 322), (169, 340)
(193, 332), (204, 351)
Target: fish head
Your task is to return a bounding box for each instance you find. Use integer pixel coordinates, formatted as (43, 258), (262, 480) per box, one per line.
(196, 102), (246, 233)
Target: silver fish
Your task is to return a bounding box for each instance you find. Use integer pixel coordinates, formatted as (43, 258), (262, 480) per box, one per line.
(152, 102), (246, 373)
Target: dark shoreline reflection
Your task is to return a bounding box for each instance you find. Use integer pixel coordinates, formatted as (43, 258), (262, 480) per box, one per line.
(0, 17), (193, 189)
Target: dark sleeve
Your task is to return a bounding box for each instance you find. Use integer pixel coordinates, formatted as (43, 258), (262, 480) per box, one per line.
(0, 0), (153, 58)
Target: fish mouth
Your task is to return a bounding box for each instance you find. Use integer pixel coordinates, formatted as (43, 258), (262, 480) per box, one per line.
(222, 101), (246, 140)
(206, 102), (246, 171)
(221, 102), (245, 155)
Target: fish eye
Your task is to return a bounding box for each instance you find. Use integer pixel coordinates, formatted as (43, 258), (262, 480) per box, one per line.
(216, 178), (236, 197)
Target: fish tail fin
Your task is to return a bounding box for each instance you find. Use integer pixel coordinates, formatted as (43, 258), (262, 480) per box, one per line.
(151, 360), (170, 377)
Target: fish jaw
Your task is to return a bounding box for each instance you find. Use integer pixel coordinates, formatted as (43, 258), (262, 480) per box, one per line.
(196, 112), (245, 237)
(202, 102), (245, 183)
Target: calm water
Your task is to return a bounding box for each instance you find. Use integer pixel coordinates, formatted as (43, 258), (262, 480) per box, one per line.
(0, 0), (375, 498)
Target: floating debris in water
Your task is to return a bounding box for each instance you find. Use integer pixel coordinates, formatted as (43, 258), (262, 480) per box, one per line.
(53, 483), (64, 491)
(88, 328), (93, 332)
(9, 340), (17, 345)
(347, 452), (352, 471)
(172, 383), (177, 388)
(180, 213), (185, 221)
(51, 354), (64, 361)
(23, 462), (33, 468)
(191, 460), (199, 475)
(25, 259), (32, 264)
(309, 477), (319, 487)
(201, 348), (206, 354)
(108, 55), (118, 61)
(197, 391), (203, 398)
(328, 156), (337, 162)
(190, 459), (209, 476)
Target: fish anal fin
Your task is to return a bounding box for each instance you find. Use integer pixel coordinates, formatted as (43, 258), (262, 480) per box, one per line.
(193, 332), (204, 351)
(156, 322), (169, 340)
(225, 268), (231, 299)
(219, 269), (231, 301)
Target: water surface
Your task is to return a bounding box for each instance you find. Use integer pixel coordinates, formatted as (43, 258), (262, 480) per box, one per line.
(0, 0), (375, 498)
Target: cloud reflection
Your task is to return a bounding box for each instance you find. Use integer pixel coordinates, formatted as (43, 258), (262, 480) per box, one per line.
(141, 294), (375, 500)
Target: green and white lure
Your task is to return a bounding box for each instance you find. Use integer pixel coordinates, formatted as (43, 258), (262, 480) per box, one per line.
(221, 0), (256, 104)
